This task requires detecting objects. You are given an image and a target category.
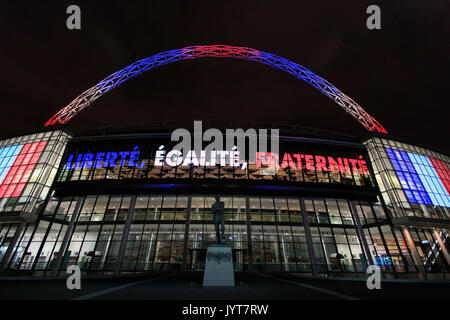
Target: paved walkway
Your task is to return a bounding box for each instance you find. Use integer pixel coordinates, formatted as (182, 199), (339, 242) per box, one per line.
(0, 273), (448, 300)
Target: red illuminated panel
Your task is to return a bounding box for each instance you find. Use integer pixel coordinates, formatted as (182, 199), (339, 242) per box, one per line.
(3, 166), (19, 185)
(28, 142), (38, 153)
(0, 141), (47, 199)
(11, 183), (26, 197)
(429, 158), (450, 196)
(20, 144), (31, 154)
(0, 185), (8, 198)
(20, 164), (35, 183)
(11, 166), (26, 183)
(3, 184), (17, 198)
(36, 141), (46, 152)
(22, 153), (33, 165)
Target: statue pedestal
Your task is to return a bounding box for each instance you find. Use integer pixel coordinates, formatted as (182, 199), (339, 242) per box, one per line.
(202, 244), (235, 287)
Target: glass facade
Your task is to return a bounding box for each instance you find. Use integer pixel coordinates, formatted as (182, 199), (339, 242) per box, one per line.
(10, 193), (438, 277)
(385, 148), (450, 207)
(0, 131), (448, 279)
(364, 137), (450, 220)
(404, 227), (449, 273)
(0, 130), (70, 214)
(0, 130), (71, 270)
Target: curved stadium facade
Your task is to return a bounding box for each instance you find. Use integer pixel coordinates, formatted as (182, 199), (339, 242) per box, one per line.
(0, 45), (448, 280)
(0, 121), (448, 280)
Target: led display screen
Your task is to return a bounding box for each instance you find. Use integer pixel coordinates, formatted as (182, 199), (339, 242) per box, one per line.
(386, 148), (450, 208)
(0, 141), (47, 198)
(58, 138), (376, 189)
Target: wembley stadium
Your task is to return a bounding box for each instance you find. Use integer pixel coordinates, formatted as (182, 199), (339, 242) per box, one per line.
(0, 45), (448, 280)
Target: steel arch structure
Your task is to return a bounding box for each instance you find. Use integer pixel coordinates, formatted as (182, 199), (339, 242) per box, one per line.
(44, 45), (387, 133)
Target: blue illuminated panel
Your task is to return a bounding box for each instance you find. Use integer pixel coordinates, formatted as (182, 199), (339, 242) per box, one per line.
(385, 148), (432, 205)
(407, 153), (450, 207)
(0, 145), (23, 184)
(386, 147), (450, 208)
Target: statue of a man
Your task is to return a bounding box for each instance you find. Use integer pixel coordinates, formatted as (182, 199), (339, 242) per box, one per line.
(211, 195), (225, 244)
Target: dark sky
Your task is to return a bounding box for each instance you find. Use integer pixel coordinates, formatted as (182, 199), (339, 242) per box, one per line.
(1, 1), (449, 153)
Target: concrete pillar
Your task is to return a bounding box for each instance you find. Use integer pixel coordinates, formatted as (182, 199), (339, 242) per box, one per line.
(349, 201), (374, 265)
(433, 229), (450, 267)
(403, 227), (426, 279)
(51, 196), (85, 276)
(245, 196), (254, 271)
(299, 198), (319, 277)
(114, 195), (137, 275)
(181, 195), (192, 271)
(0, 221), (26, 271)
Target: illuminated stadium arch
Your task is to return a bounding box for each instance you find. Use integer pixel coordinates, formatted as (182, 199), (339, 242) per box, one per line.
(45, 45), (388, 133)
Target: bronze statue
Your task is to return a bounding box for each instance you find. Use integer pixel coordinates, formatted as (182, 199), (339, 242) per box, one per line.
(211, 195), (225, 244)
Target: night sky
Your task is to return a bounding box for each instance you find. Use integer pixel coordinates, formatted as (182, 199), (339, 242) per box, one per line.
(1, 1), (448, 153)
